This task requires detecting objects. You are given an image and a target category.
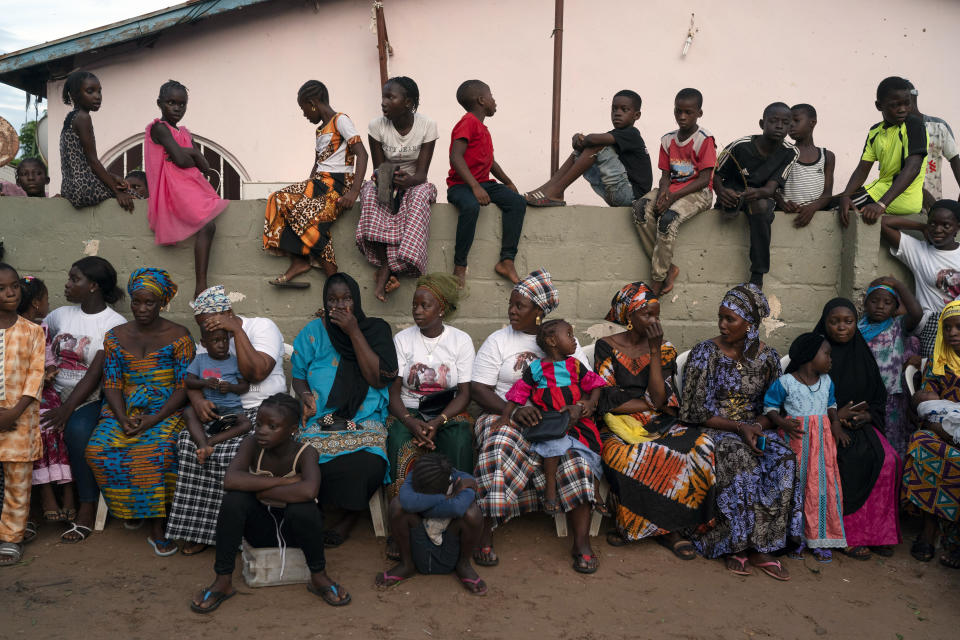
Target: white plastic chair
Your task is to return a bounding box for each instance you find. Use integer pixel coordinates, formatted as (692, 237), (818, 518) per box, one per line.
(905, 357), (927, 397)
(780, 355), (791, 371)
(674, 350), (691, 395)
(581, 342), (596, 369)
(554, 477), (610, 538)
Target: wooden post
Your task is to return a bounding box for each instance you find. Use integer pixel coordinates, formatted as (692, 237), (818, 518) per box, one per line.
(374, 1), (389, 87)
(550, 0), (564, 175)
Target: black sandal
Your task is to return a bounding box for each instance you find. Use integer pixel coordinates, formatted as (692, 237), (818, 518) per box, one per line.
(571, 552), (599, 574)
(939, 550), (960, 569)
(910, 538), (935, 562)
(605, 530), (628, 547)
(657, 535), (697, 560)
(22, 521), (38, 545)
(190, 588), (236, 614)
(307, 582), (352, 606)
(323, 530), (347, 548)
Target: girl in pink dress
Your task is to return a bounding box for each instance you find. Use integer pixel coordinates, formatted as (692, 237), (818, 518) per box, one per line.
(145, 80), (228, 299)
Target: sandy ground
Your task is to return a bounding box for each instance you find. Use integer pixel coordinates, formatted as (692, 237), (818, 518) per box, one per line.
(2, 513), (958, 640)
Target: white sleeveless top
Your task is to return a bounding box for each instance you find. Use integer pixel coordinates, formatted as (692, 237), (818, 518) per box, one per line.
(782, 147), (825, 205)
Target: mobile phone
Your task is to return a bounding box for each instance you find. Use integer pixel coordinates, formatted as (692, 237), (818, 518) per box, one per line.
(756, 435), (767, 451)
(850, 401), (869, 412)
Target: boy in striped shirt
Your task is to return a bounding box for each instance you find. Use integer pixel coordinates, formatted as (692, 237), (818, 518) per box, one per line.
(776, 104), (836, 228)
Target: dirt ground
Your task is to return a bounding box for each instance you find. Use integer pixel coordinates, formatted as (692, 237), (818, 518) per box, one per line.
(2, 513), (957, 640)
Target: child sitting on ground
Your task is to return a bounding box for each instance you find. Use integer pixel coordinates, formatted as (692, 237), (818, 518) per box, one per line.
(500, 319), (607, 514)
(446, 79), (526, 285)
(146, 80), (228, 299)
(15, 158), (50, 198)
(124, 170), (148, 199)
(184, 326), (252, 466)
(858, 277), (923, 458)
(18, 276), (76, 530)
(633, 88), (715, 295)
(838, 76), (927, 226)
(0, 263), (45, 567)
(375, 452), (487, 595)
(764, 332), (847, 563)
(526, 89), (652, 209)
(190, 393), (350, 612)
(714, 102), (799, 288)
(59, 70), (134, 212)
(776, 104), (836, 228)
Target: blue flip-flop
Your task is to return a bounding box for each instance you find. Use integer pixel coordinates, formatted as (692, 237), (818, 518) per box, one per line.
(190, 588), (236, 614)
(146, 536), (178, 557)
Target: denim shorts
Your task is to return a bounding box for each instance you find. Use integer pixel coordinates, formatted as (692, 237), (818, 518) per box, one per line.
(582, 145), (635, 207)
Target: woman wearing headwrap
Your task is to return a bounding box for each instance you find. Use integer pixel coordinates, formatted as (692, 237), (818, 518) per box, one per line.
(86, 268), (195, 556)
(680, 284), (801, 581)
(470, 269), (598, 573)
(292, 273), (398, 546)
(165, 285), (288, 554)
(906, 300), (960, 569)
(597, 283), (716, 558)
(815, 298), (901, 561)
(386, 273), (475, 493)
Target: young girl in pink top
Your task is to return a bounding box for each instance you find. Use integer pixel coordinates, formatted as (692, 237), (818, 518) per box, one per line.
(145, 80), (228, 299)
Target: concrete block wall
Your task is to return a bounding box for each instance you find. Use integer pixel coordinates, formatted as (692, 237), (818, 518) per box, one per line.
(0, 198), (917, 355)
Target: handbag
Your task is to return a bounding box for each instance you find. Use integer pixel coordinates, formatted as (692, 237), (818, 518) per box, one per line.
(207, 412), (238, 435)
(524, 410), (570, 443)
(319, 413), (358, 432)
(418, 388), (458, 421)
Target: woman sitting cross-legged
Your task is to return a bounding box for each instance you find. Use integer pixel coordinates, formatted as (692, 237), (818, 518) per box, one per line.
(189, 393), (350, 613)
(596, 282), (716, 559)
(293, 273), (398, 546)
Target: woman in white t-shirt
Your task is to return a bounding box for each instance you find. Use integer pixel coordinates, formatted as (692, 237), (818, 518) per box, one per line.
(882, 201), (960, 356)
(469, 270), (599, 574)
(386, 273), (474, 495)
(166, 286), (287, 554)
(355, 77), (439, 302)
(43, 257), (127, 544)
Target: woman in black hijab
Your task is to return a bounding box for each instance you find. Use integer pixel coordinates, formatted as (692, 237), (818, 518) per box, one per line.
(292, 273), (398, 545)
(815, 298), (901, 560)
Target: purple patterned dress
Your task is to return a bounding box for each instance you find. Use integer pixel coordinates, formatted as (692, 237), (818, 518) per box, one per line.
(863, 316), (917, 460)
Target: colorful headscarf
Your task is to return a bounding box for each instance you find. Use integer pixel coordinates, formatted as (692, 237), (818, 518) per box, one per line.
(720, 283), (769, 360)
(416, 272), (463, 321)
(190, 284), (232, 315)
(605, 282), (657, 326)
(127, 267), (177, 307)
(932, 300), (960, 376)
(858, 284), (899, 343)
(514, 269), (559, 315)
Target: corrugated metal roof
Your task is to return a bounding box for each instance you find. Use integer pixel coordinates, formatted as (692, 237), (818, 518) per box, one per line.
(0, 0), (274, 96)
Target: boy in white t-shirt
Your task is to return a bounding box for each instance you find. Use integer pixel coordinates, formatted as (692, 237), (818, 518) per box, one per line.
(881, 200), (960, 356)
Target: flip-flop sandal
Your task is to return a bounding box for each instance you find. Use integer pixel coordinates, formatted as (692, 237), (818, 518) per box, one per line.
(123, 519), (144, 530)
(543, 499), (561, 515)
(375, 571), (409, 588)
(147, 536), (179, 557)
(43, 510), (64, 522)
(725, 554), (752, 576)
(752, 559), (790, 581)
(22, 522), (38, 545)
(181, 544), (210, 556)
(571, 552), (599, 574)
(525, 192), (566, 208)
(190, 588), (236, 614)
(458, 576), (488, 596)
(843, 546), (872, 561)
(606, 530), (628, 547)
(910, 539), (935, 562)
(592, 501), (611, 517)
(323, 530), (347, 548)
(60, 523), (92, 544)
(307, 582), (352, 606)
(62, 509), (77, 522)
(473, 545), (499, 567)
(812, 548), (833, 564)
(268, 275), (310, 289)
(939, 551), (960, 569)
(0, 542), (24, 566)
(657, 536), (697, 560)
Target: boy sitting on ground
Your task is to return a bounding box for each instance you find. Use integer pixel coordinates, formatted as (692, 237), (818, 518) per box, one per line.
(633, 88), (715, 295)
(525, 90), (651, 208)
(714, 102), (799, 288)
(838, 76), (927, 226)
(375, 452), (487, 596)
(775, 104), (836, 228)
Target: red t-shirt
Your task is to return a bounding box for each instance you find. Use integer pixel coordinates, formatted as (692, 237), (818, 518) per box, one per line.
(446, 113), (494, 187)
(658, 127), (717, 193)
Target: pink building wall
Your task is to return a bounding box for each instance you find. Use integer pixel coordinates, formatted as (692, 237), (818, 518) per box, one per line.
(44, 0), (960, 204)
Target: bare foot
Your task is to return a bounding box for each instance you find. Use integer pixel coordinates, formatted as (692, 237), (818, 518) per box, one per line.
(320, 258), (338, 277)
(374, 266), (391, 302)
(650, 280), (664, 296)
(660, 264), (681, 295)
(494, 259), (520, 284)
(453, 265), (467, 288)
(276, 257), (312, 283)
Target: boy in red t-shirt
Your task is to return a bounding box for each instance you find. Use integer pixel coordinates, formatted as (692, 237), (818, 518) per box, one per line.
(447, 80), (526, 285)
(634, 88), (716, 295)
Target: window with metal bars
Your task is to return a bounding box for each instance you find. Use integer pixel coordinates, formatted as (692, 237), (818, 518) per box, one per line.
(102, 134), (245, 199)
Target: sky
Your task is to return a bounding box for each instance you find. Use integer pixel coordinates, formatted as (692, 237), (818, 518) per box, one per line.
(0, 1), (180, 141)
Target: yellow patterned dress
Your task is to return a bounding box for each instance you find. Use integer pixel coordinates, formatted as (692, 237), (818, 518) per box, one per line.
(86, 332), (194, 519)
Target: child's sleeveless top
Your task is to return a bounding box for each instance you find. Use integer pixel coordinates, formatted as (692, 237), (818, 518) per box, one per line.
(781, 147), (826, 206)
(59, 109), (114, 208)
(250, 442), (312, 507)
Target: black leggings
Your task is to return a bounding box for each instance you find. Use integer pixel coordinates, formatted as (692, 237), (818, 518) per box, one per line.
(318, 450), (386, 511)
(214, 490), (326, 575)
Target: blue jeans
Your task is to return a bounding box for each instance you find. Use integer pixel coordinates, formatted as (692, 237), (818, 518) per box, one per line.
(582, 146), (635, 207)
(447, 181), (527, 267)
(64, 401), (103, 503)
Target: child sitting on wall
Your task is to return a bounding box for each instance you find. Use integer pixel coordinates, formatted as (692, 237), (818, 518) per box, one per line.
(633, 88), (715, 295)
(714, 102), (799, 288)
(16, 158), (50, 198)
(526, 90), (652, 209)
(446, 79), (526, 285)
(776, 104), (836, 228)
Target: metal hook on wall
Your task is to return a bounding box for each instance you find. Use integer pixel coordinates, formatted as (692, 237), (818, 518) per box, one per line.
(682, 13), (698, 57)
